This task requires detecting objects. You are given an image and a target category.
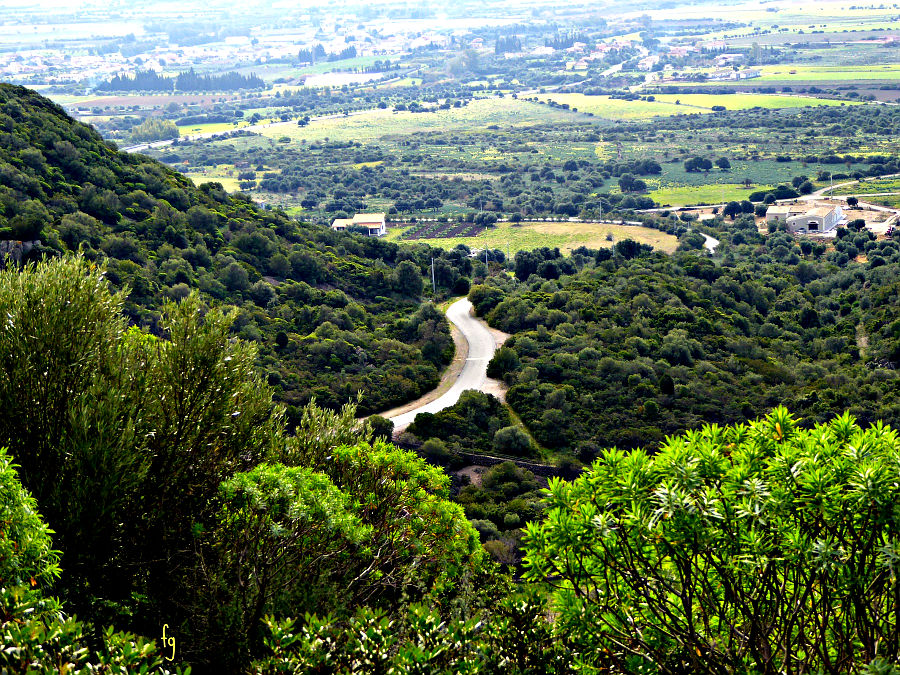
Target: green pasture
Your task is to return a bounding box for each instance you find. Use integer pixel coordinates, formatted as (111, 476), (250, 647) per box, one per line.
(754, 64), (900, 81)
(651, 93), (855, 110)
(650, 184), (774, 207)
(830, 177), (900, 196)
(256, 98), (586, 145)
(177, 121), (246, 136)
(383, 220), (678, 255)
(534, 94), (693, 120)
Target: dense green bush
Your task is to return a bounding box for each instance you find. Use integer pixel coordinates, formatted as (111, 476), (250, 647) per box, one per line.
(0, 448), (60, 590)
(525, 409), (900, 672)
(0, 256), (486, 670)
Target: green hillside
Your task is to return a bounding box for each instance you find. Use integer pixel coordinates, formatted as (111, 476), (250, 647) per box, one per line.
(0, 83), (472, 421)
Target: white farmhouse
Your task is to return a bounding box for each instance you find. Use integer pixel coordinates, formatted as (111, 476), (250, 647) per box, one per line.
(766, 204), (845, 233)
(786, 205), (844, 233)
(331, 213), (387, 237)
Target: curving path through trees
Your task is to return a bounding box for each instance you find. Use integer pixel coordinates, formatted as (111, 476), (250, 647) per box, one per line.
(386, 298), (500, 431)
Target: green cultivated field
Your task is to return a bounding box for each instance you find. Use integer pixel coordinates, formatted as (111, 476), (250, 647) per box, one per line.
(755, 64), (900, 81)
(830, 177), (900, 196)
(535, 93), (853, 120)
(535, 94), (693, 120)
(176, 121), (246, 135)
(257, 98), (586, 144)
(651, 93), (856, 110)
(384, 220), (678, 255)
(650, 184), (774, 207)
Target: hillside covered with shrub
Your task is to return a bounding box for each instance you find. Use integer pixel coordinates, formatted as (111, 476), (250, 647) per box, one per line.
(473, 219), (900, 457)
(0, 83), (473, 420)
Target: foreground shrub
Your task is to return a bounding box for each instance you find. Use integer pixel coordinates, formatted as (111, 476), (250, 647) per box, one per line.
(525, 408), (900, 672)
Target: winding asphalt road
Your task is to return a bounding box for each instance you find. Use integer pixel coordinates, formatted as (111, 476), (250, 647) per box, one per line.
(387, 298), (498, 430)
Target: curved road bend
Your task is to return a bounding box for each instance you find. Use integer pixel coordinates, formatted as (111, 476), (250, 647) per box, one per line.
(388, 298), (498, 431)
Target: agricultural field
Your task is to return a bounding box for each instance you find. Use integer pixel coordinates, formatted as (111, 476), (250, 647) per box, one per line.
(384, 220), (679, 255)
(650, 93), (857, 110)
(533, 94), (694, 120)
(256, 97), (587, 145)
(830, 177), (900, 196)
(753, 64), (900, 82)
(649, 184), (774, 207)
(175, 121), (247, 135)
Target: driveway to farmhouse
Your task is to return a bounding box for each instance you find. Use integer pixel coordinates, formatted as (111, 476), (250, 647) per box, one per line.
(382, 298), (506, 433)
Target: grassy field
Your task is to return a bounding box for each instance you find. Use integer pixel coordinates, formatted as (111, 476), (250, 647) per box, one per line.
(650, 184), (774, 207)
(868, 194), (900, 209)
(534, 94), (695, 120)
(754, 64), (900, 81)
(651, 93), (856, 110)
(830, 177), (900, 196)
(185, 166), (241, 192)
(384, 220), (678, 255)
(176, 121), (247, 135)
(256, 97), (587, 144)
(534, 93), (851, 121)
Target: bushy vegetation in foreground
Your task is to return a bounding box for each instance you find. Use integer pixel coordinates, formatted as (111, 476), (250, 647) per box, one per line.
(5, 258), (900, 673)
(0, 256), (485, 671)
(525, 408), (900, 673)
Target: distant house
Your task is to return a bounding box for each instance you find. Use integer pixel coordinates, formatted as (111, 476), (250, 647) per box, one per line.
(708, 68), (761, 81)
(637, 55), (659, 71)
(331, 213), (387, 236)
(766, 204), (845, 233)
(734, 69), (761, 80)
(715, 53), (746, 66)
(765, 204), (807, 224)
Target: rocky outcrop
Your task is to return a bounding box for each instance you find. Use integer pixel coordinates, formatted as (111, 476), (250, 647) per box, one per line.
(0, 240), (40, 270)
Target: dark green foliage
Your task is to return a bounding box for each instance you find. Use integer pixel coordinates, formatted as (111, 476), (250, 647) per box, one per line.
(0, 587), (190, 674)
(487, 345), (520, 380)
(252, 590), (572, 674)
(480, 242), (900, 453)
(0, 257), (486, 671)
(493, 426), (535, 457)
(407, 391), (513, 458)
(457, 462), (545, 551)
(0, 83), (453, 419)
(525, 409), (900, 672)
(0, 448), (60, 590)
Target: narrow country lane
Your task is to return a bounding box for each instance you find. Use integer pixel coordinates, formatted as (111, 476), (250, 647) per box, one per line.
(387, 298), (499, 431)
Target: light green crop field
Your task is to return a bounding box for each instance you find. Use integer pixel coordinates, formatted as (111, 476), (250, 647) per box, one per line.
(650, 184), (775, 207)
(651, 93), (856, 110)
(534, 94), (694, 120)
(296, 55), (389, 75)
(754, 64), (900, 81)
(256, 98), (586, 144)
(184, 166), (241, 192)
(176, 122), (246, 135)
(830, 177), (900, 196)
(376, 77), (424, 89)
(383, 220), (678, 255)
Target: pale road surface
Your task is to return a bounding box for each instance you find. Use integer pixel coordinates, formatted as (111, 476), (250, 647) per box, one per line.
(388, 298), (498, 431)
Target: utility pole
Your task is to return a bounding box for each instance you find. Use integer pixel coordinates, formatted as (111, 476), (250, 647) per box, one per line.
(431, 257), (436, 296)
